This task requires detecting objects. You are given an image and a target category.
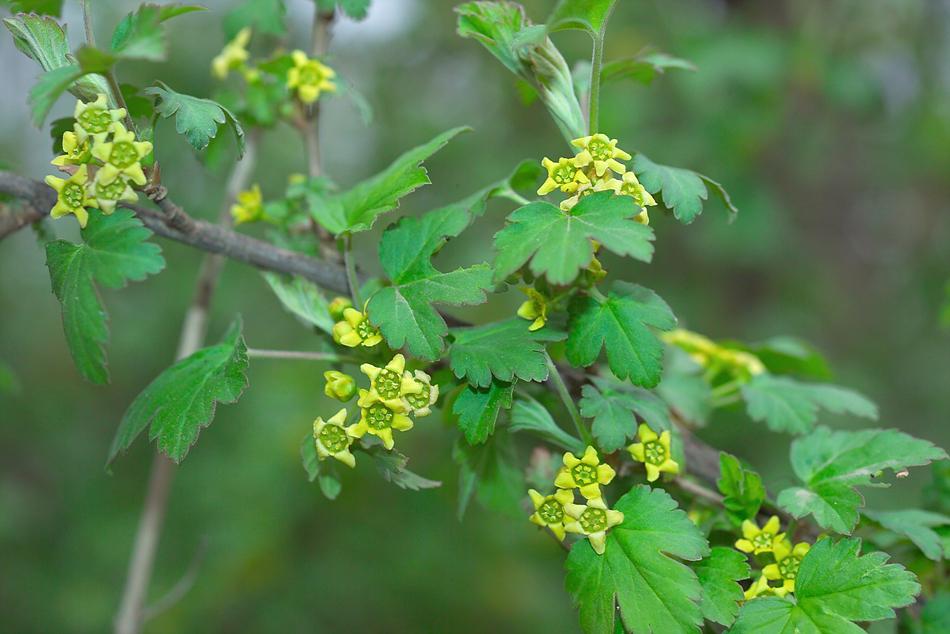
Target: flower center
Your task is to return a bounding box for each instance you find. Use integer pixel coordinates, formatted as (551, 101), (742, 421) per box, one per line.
(78, 109), (112, 134)
(374, 368), (403, 400)
(109, 141), (139, 169)
(356, 319), (378, 341)
(97, 178), (128, 200)
(587, 138), (611, 161)
(538, 499), (563, 524)
(300, 64), (323, 85)
(643, 440), (668, 466)
(579, 507), (608, 532)
(778, 556), (801, 580)
(571, 463), (597, 487)
(366, 403), (394, 431)
(752, 532), (773, 550)
(319, 423), (349, 453)
(405, 387), (430, 409)
(62, 182), (85, 209)
(553, 163), (575, 185)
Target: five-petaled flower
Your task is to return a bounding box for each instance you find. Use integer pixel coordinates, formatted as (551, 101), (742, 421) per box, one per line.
(45, 164), (98, 228)
(528, 488), (575, 541)
(332, 307), (383, 348)
(517, 287), (549, 331)
(571, 134), (631, 177)
(762, 541), (810, 596)
(324, 371), (357, 402)
(51, 131), (92, 167)
(313, 409), (356, 468)
(538, 156), (588, 195)
(735, 516), (786, 555)
(286, 50), (337, 104)
(563, 497), (625, 555)
(627, 423), (679, 482)
(212, 27), (252, 80)
(347, 401), (413, 450)
(91, 122), (152, 186)
(743, 575), (776, 601)
(357, 354), (423, 411)
(619, 172), (655, 225)
(554, 445), (616, 500)
(73, 94), (126, 145)
(88, 175), (139, 215)
(231, 184), (264, 225)
(404, 370), (438, 417)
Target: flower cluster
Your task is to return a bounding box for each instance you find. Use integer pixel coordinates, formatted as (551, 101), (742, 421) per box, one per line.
(332, 305), (383, 348)
(45, 95), (150, 228)
(538, 134), (655, 224)
(735, 516), (811, 599)
(661, 329), (766, 381)
(627, 423), (679, 482)
(528, 446), (623, 554)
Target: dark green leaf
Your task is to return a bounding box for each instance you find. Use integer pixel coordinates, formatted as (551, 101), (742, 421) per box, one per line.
(224, 0), (286, 39)
(579, 376), (669, 453)
(46, 209), (165, 384)
(693, 547), (750, 627)
(565, 485), (709, 634)
(107, 318), (249, 464)
(109, 4), (205, 61)
(453, 429), (523, 519)
(566, 281), (675, 387)
(367, 445), (442, 490)
(262, 272), (335, 335)
(602, 51), (697, 85)
(633, 153), (707, 225)
(547, 0), (617, 37)
(509, 397), (585, 453)
(717, 453), (766, 527)
(449, 318), (565, 388)
(145, 81), (245, 157)
(48, 116), (73, 154)
(453, 380), (514, 445)
(7, 0), (64, 16)
(863, 509), (950, 561)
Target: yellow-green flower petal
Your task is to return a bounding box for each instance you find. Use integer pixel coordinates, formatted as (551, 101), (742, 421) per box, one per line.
(286, 50), (337, 104)
(230, 184), (264, 225)
(358, 354), (423, 411)
(73, 94), (126, 145)
(51, 131), (93, 167)
(538, 156), (589, 195)
(735, 516), (786, 555)
(45, 164), (98, 228)
(743, 575), (777, 601)
(324, 370), (357, 402)
(313, 408), (356, 468)
(90, 122), (151, 186)
(211, 27), (252, 80)
(404, 370), (439, 417)
(527, 488), (574, 541)
(571, 134), (631, 177)
(563, 497), (624, 555)
(554, 446), (615, 499)
(627, 423), (679, 482)
(87, 174), (138, 215)
(332, 307), (382, 348)
(349, 402), (413, 450)
(517, 287), (549, 331)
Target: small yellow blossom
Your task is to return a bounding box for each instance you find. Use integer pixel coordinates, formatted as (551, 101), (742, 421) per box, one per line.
(328, 296), (353, 321)
(51, 131), (92, 167)
(538, 156), (588, 196)
(744, 575), (777, 601)
(87, 175), (138, 215)
(313, 409), (356, 468)
(404, 370), (439, 417)
(212, 27), (252, 80)
(91, 123), (152, 186)
(627, 423), (679, 482)
(517, 287), (549, 331)
(735, 516), (786, 555)
(554, 446), (616, 500)
(559, 177), (622, 212)
(324, 370), (357, 402)
(230, 184), (264, 225)
(619, 172), (654, 225)
(45, 164), (98, 228)
(332, 307), (383, 348)
(661, 329), (766, 378)
(286, 50), (337, 104)
(347, 402), (413, 450)
(563, 497), (625, 555)
(528, 488), (575, 541)
(73, 94), (126, 145)
(357, 354), (423, 411)
(571, 134), (631, 177)
(762, 541), (811, 597)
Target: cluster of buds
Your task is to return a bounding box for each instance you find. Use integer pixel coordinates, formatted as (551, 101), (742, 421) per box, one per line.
(45, 95), (151, 228)
(661, 329), (766, 382)
(627, 423), (679, 482)
(538, 134), (656, 224)
(735, 516), (812, 599)
(528, 446), (624, 554)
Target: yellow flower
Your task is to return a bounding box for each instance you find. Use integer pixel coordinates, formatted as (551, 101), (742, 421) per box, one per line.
(91, 122), (152, 186)
(743, 575), (777, 601)
(563, 497), (625, 555)
(324, 371), (357, 402)
(554, 446), (616, 500)
(73, 94), (126, 145)
(328, 296), (353, 321)
(51, 131), (92, 166)
(571, 134), (631, 177)
(627, 423), (679, 482)
(404, 370), (439, 417)
(347, 402), (413, 450)
(357, 354), (423, 411)
(45, 164), (98, 228)
(762, 541), (811, 596)
(661, 329), (766, 379)
(517, 287), (549, 331)
(87, 175), (138, 215)
(619, 172), (654, 225)
(313, 409), (356, 468)
(211, 27), (252, 80)
(538, 156), (588, 195)
(528, 488), (575, 541)
(332, 307), (383, 348)
(286, 50), (337, 104)
(735, 516), (786, 555)
(230, 184), (264, 225)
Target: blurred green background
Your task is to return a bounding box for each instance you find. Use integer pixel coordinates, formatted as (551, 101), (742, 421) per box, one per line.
(1, 0), (948, 632)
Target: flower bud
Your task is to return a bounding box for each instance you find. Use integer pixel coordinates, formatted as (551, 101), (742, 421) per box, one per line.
(328, 296), (353, 321)
(324, 370), (357, 402)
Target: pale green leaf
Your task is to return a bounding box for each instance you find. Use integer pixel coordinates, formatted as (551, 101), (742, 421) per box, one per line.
(449, 318), (565, 388)
(110, 4), (208, 61)
(224, 0), (286, 38)
(863, 509), (950, 561)
(262, 272), (334, 335)
(579, 376), (670, 453)
(28, 64), (84, 127)
(144, 81), (246, 157)
(693, 547), (750, 627)
(3, 13), (70, 72)
(453, 379), (514, 445)
(509, 397), (585, 453)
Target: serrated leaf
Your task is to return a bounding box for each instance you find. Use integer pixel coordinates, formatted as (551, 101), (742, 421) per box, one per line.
(492, 192), (654, 285)
(776, 427), (948, 534)
(509, 397), (585, 453)
(109, 3), (207, 61)
(367, 205), (495, 361)
(28, 64), (85, 127)
(565, 485), (709, 634)
(717, 453), (766, 527)
(547, 0), (617, 37)
(3, 13), (70, 71)
(566, 281), (675, 387)
(301, 431), (319, 482)
(223, 0), (286, 39)
(449, 318), (565, 388)
(693, 547), (750, 627)
(863, 509), (950, 561)
(579, 376), (669, 453)
(633, 153), (708, 224)
(107, 318), (248, 464)
(262, 272), (334, 335)
(602, 51), (697, 85)
(453, 379), (514, 445)
(698, 172), (738, 223)
(455, 1), (531, 77)
(367, 445), (441, 490)
(453, 429), (523, 519)
(144, 81), (245, 157)
(46, 209), (165, 384)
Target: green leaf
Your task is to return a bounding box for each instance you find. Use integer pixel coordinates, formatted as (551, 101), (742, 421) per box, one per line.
(110, 3), (207, 61)
(698, 172), (739, 224)
(262, 272), (335, 335)
(492, 192), (654, 285)
(3, 13), (70, 72)
(655, 347), (712, 427)
(748, 336), (832, 379)
(633, 153), (708, 225)
(693, 547), (750, 627)
(566, 281), (675, 387)
(144, 81), (246, 158)
(224, 0), (286, 39)
(318, 460), (342, 500)
(301, 431), (319, 482)
(579, 376), (670, 453)
(367, 205), (495, 361)
(453, 429), (523, 519)
(509, 397), (585, 453)
(448, 318), (565, 388)
(28, 64), (85, 127)
(367, 444), (442, 490)
(717, 453), (766, 528)
(547, 0), (617, 37)
(107, 318), (249, 465)
(565, 485), (709, 634)
(6, 0), (64, 16)
(453, 379), (514, 445)
(602, 51), (697, 85)
(777, 427), (948, 534)
(455, 2), (531, 77)
(46, 209), (165, 385)
(740, 373), (878, 435)
(918, 592), (950, 634)
(314, 0), (370, 21)
(863, 509), (950, 561)
(74, 45), (118, 74)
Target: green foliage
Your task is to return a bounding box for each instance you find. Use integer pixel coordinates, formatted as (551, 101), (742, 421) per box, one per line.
(453, 379), (514, 445)
(3, 13), (70, 72)
(27, 64), (84, 126)
(45, 209), (165, 385)
(566, 281), (675, 387)
(578, 376), (669, 453)
(717, 453), (765, 528)
(301, 431), (320, 482)
(777, 427), (948, 534)
(741, 373), (878, 434)
(107, 319), (249, 465)
(109, 3), (207, 62)
(453, 429), (523, 519)
(654, 348), (712, 426)
(262, 272), (334, 335)
(5, 0), (63, 15)
(747, 336), (832, 379)
(863, 509), (950, 561)
(601, 51), (697, 86)
(366, 444), (442, 490)
(224, 0), (286, 39)
(367, 204), (495, 361)
(145, 81), (246, 157)
(492, 192), (654, 285)
(314, 0), (371, 21)
(692, 547), (750, 627)
(633, 154), (738, 224)
(449, 318), (565, 388)
(509, 396), (585, 453)
(547, 0), (616, 37)
(565, 485), (709, 634)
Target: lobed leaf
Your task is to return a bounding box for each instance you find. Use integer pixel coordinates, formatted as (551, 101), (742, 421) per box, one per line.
(453, 379), (514, 445)
(717, 453), (766, 528)
(453, 429), (523, 520)
(109, 4), (207, 61)
(262, 272), (335, 335)
(449, 318), (565, 388)
(862, 509), (950, 561)
(579, 376), (669, 453)
(145, 81), (245, 157)
(547, 0), (617, 38)
(602, 51), (697, 85)
(693, 547), (750, 627)
(633, 154), (707, 225)
(367, 444), (442, 490)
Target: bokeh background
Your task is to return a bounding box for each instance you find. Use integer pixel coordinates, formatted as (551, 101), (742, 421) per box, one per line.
(1, 0), (948, 632)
